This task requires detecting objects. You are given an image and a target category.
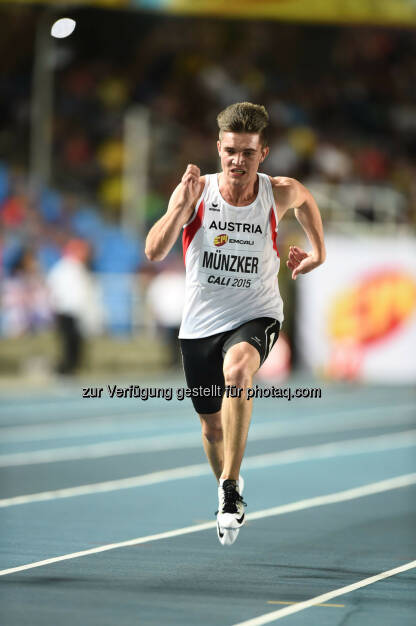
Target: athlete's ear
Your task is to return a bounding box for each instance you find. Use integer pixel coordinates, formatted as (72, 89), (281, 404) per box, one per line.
(260, 146), (269, 162)
(217, 140), (221, 156)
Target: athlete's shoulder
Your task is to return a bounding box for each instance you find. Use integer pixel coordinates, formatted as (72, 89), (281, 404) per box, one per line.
(268, 176), (303, 206)
(268, 175), (296, 189)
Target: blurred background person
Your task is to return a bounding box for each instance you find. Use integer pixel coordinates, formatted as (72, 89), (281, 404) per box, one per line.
(146, 258), (186, 368)
(47, 238), (101, 374)
(1, 246), (52, 337)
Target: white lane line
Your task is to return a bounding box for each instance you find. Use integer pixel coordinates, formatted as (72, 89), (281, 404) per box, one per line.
(1, 473), (415, 577)
(0, 402), (185, 426)
(1, 430), (415, 507)
(0, 463), (209, 507)
(1, 404), (415, 467)
(0, 431), (201, 466)
(1, 402), (415, 444)
(0, 416), (185, 442)
(0, 410), (168, 428)
(232, 560), (416, 625)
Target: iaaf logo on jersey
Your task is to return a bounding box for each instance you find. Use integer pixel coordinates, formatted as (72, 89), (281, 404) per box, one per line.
(214, 234), (228, 247)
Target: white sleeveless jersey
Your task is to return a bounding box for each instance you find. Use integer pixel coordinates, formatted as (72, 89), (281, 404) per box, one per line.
(178, 172), (284, 338)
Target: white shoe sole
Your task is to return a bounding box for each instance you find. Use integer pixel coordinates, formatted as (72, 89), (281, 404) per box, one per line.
(217, 521), (240, 546)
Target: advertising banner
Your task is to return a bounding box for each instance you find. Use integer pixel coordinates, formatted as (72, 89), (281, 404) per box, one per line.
(296, 236), (416, 382)
(4, 0), (416, 26)
(135, 0), (416, 26)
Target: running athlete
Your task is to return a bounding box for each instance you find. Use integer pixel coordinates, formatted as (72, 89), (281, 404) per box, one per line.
(145, 102), (326, 545)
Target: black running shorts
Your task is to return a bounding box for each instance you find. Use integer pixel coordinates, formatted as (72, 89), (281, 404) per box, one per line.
(180, 317), (280, 414)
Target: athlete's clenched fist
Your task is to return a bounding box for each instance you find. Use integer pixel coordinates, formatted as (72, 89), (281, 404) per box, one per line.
(179, 164), (201, 207)
(182, 164), (200, 181)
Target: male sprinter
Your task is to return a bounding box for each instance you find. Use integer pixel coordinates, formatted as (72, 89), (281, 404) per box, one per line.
(145, 102), (325, 545)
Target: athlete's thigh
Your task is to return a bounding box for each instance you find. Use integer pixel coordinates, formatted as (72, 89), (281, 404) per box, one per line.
(179, 335), (225, 414)
(222, 317), (280, 368)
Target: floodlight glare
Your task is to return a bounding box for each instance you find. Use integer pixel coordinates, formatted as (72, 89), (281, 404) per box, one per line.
(51, 18), (76, 39)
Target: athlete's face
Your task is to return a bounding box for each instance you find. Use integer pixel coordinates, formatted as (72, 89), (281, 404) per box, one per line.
(217, 132), (269, 185)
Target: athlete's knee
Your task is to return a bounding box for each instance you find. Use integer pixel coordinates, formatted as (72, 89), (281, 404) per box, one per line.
(223, 360), (252, 389)
(200, 415), (223, 443)
(204, 425), (223, 444)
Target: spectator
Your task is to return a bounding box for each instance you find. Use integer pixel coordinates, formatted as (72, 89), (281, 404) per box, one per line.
(146, 261), (186, 367)
(47, 239), (102, 374)
(1, 247), (51, 337)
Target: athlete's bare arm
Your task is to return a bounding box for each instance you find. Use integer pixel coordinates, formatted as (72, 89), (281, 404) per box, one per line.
(145, 165), (205, 262)
(271, 176), (326, 280)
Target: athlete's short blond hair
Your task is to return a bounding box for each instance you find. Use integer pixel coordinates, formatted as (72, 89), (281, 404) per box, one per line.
(217, 102), (269, 147)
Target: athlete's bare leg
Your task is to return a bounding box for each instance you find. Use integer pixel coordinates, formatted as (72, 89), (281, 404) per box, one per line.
(199, 412), (224, 481)
(220, 342), (260, 481)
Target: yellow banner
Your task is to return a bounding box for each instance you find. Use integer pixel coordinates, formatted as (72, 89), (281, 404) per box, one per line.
(2, 0), (416, 25)
(166, 0), (416, 26)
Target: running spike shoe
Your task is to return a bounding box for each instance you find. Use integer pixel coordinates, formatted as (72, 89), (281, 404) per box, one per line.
(216, 476), (246, 546)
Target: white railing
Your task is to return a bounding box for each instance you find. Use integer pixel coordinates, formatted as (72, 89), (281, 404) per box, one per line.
(306, 180), (409, 232)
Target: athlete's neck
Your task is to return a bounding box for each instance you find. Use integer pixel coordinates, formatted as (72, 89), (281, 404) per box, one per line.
(218, 173), (259, 207)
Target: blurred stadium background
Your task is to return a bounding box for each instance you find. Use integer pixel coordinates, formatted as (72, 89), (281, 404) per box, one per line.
(1, 4), (416, 625)
(0, 0), (415, 383)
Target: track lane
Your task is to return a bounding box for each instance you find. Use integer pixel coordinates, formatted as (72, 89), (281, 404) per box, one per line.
(1, 483), (415, 626)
